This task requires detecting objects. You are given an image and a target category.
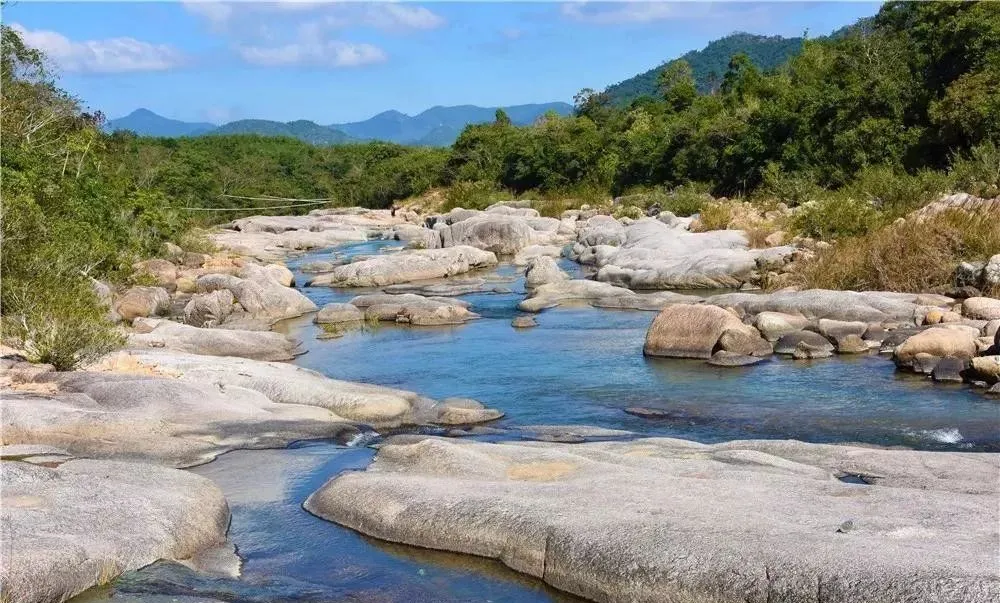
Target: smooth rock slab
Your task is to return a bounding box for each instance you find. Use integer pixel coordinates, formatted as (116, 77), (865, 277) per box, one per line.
(1, 459), (229, 603)
(129, 318), (303, 361)
(704, 289), (951, 324)
(306, 437), (1000, 603)
(308, 246), (498, 288)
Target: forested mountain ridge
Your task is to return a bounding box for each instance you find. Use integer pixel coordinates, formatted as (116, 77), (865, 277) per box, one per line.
(106, 102), (573, 146)
(604, 32), (805, 103)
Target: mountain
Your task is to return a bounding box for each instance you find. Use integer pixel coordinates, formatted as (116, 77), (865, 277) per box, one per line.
(208, 119), (354, 145)
(330, 103), (573, 145)
(105, 108), (215, 137)
(105, 102), (573, 146)
(604, 33), (805, 104)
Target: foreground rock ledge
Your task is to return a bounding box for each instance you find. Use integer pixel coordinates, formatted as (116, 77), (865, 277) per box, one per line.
(305, 437), (1000, 603)
(1, 458), (229, 603)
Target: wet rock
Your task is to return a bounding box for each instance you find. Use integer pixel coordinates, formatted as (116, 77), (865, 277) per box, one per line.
(894, 326), (979, 371)
(644, 304), (769, 359)
(520, 279), (698, 313)
(350, 293), (477, 326)
(623, 407), (674, 419)
(932, 357), (970, 383)
(433, 398), (504, 425)
(129, 318), (303, 361)
(834, 334), (870, 354)
(963, 297), (1000, 320)
(910, 353), (942, 375)
(308, 246), (498, 288)
(524, 256), (569, 288)
(774, 331), (836, 355)
(708, 351), (766, 367)
(793, 342), (833, 359)
(1, 459), (229, 603)
(305, 437), (1000, 603)
(183, 290), (235, 328)
(511, 316), (538, 329)
(315, 303), (364, 324)
(114, 286), (170, 324)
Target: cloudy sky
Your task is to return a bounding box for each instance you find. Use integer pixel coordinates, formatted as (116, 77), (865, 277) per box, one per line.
(7, 1), (880, 124)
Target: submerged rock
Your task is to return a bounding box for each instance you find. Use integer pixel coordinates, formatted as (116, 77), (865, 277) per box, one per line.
(511, 316), (538, 329)
(708, 350), (766, 367)
(1, 459), (229, 603)
(305, 437), (1000, 603)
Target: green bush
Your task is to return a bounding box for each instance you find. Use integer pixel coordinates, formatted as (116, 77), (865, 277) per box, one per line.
(440, 181), (511, 212)
(2, 279), (124, 370)
(843, 164), (953, 216)
(792, 195), (884, 240)
(758, 163), (824, 207)
(950, 141), (1000, 199)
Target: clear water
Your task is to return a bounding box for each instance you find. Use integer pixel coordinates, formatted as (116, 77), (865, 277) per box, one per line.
(77, 239), (1000, 602)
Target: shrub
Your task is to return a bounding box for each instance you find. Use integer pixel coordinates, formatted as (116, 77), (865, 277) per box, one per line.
(758, 163), (824, 207)
(843, 164), (953, 216)
(950, 141), (1000, 199)
(662, 183), (713, 216)
(792, 195), (883, 240)
(790, 210), (1000, 292)
(2, 279), (124, 370)
(440, 181), (511, 212)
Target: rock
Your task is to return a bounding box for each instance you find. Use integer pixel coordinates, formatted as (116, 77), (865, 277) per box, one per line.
(963, 297), (1000, 320)
(162, 241), (184, 257)
(196, 269), (316, 323)
(971, 356), (1000, 384)
(816, 318), (869, 340)
(644, 304), (769, 359)
(183, 289), (235, 328)
(383, 277), (501, 297)
(519, 279), (699, 313)
(932, 356), (970, 383)
(984, 319), (1000, 339)
(262, 264), (295, 287)
(350, 293), (478, 326)
(863, 324), (888, 342)
(774, 331), (836, 355)
(793, 341), (833, 359)
(754, 312), (811, 341)
(513, 245), (564, 266)
(434, 398), (504, 425)
(983, 254), (1000, 290)
(623, 407), (674, 419)
(910, 353), (942, 375)
(764, 231), (786, 247)
(1, 459), (229, 603)
(524, 256), (569, 288)
(175, 276), (198, 294)
(439, 214), (536, 255)
(908, 192), (1000, 222)
(894, 326), (979, 370)
(956, 261), (987, 288)
(113, 286), (170, 323)
(315, 303), (364, 324)
(834, 334), (869, 354)
(511, 316), (538, 329)
(129, 318), (303, 361)
(133, 259), (178, 291)
(704, 289), (949, 324)
(394, 223), (441, 249)
(305, 437), (1000, 603)
(707, 351), (766, 367)
(308, 246), (498, 288)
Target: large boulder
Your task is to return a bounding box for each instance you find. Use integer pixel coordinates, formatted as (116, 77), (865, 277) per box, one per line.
(1, 459), (229, 603)
(196, 268), (316, 323)
(644, 304), (769, 359)
(306, 437), (1000, 603)
(439, 214), (536, 255)
(133, 259), (178, 291)
(894, 326), (979, 370)
(773, 330), (837, 355)
(350, 293), (477, 326)
(524, 256), (569, 288)
(754, 312), (811, 341)
(113, 286), (170, 324)
(315, 303), (364, 324)
(308, 246), (498, 288)
(963, 297), (1000, 320)
(704, 289), (951, 324)
(129, 318), (303, 361)
(183, 289), (235, 327)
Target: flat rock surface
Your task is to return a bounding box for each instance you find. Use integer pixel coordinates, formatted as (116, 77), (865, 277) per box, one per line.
(128, 318), (304, 361)
(306, 437), (1000, 603)
(704, 289), (951, 324)
(1, 459), (229, 603)
(308, 246), (498, 288)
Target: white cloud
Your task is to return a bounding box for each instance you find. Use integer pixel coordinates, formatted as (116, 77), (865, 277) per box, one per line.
(181, 1), (233, 26)
(182, 1), (445, 32)
(561, 2), (685, 25)
(236, 40), (387, 67)
(10, 24), (185, 73)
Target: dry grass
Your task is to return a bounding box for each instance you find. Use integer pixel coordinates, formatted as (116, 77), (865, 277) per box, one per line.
(790, 210), (1000, 292)
(694, 199), (791, 248)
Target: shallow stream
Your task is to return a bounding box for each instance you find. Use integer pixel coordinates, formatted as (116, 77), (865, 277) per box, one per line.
(78, 239), (1000, 602)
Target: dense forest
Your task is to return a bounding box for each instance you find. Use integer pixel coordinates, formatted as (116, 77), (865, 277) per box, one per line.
(2, 1), (999, 366)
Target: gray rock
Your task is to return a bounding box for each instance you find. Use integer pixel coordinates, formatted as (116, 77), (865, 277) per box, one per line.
(774, 331), (836, 355)
(644, 304), (769, 359)
(512, 245), (564, 266)
(196, 269), (316, 324)
(439, 214), (536, 255)
(308, 246), (498, 288)
(894, 326), (979, 371)
(519, 279), (699, 313)
(817, 319), (868, 340)
(433, 398), (504, 425)
(963, 297), (1000, 320)
(834, 334), (870, 354)
(350, 293), (478, 326)
(971, 356), (1000, 384)
(1, 459), (229, 603)
(793, 341), (834, 359)
(956, 261), (987, 288)
(305, 437), (1000, 603)
(524, 256), (569, 288)
(183, 289), (235, 328)
(754, 311), (811, 341)
(315, 303), (364, 324)
(704, 289), (948, 324)
(707, 351), (766, 366)
(394, 223), (441, 249)
(932, 356), (970, 383)
(129, 318), (303, 361)
(983, 254), (1000, 290)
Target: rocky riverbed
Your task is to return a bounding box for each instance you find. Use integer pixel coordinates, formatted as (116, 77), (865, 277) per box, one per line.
(2, 203), (998, 603)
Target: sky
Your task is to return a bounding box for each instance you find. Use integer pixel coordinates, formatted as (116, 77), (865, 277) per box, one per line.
(5, 1), (882, 124)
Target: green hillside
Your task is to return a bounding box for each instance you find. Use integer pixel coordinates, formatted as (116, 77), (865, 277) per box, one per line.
(604, 32), (804, 104)
(209, 119), (354, 146)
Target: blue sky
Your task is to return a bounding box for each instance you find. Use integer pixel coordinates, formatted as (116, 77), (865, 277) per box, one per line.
(6, 1), (881, 124)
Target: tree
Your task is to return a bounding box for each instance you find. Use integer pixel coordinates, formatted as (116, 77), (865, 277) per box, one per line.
(658, 60), (697, 112)
(494, 108), (511, 127)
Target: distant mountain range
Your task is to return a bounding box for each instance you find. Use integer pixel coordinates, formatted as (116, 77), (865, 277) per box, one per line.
(106, 102), (574, 146)
(603, 32), (806, 104)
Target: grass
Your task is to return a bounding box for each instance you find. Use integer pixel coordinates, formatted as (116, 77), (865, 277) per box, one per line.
(789, 209), (1000, 293)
